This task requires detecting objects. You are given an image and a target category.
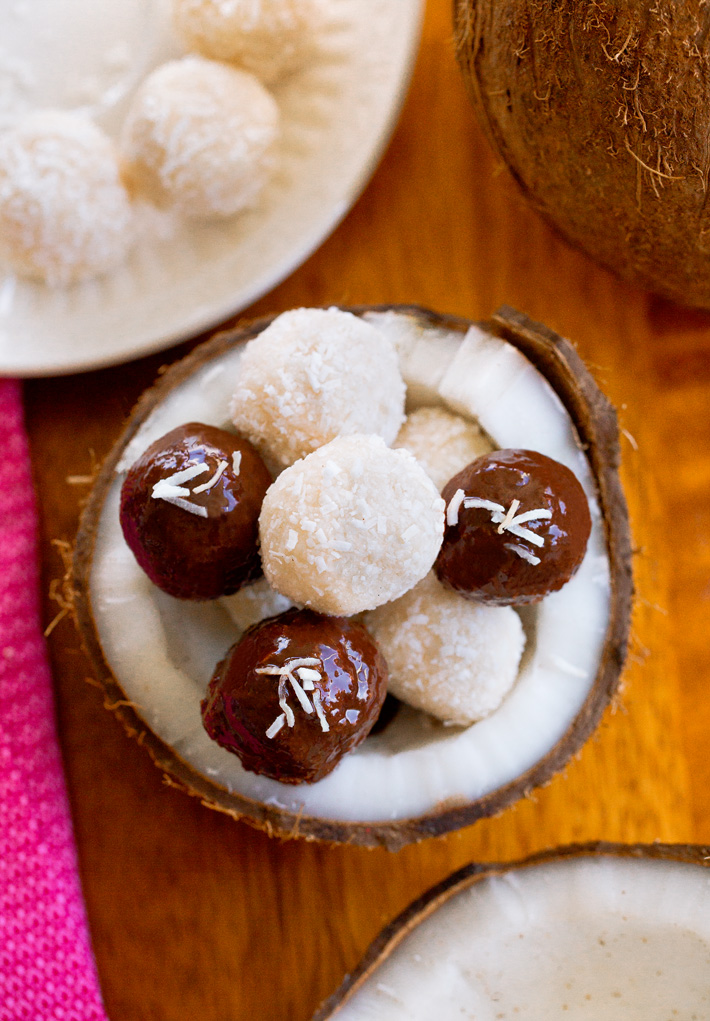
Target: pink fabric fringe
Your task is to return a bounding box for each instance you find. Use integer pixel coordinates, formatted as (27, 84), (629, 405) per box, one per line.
(0, 380), (106, 1021)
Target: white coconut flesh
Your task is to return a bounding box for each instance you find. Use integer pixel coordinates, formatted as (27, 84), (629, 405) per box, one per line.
(89, 310), (610, 822)
(329, 854), (710, 1019)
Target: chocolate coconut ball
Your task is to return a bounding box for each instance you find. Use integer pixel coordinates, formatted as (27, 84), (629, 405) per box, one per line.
(230, 307), (406, 471)
(201, 609), (388, 784)
(0, 110), (134, 286)
(394, 406), (493, 491)
(121, 56), (279, 218)
(120, 422), (272, 600)
(259, 434), (445, 616)
(366, 572), (524, 725)
(435, 449), (591, 606)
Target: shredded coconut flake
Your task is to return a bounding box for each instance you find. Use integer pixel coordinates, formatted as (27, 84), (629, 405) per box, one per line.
(151, 481), (191, 499)
(297, 667), (321, 683)
(446, 488), (465, 526)
(278, 677), (296, 728)
(159, 462), (209, 487)
(463, 497), (506, 513)
(505, 522), (545, 548)
(288, 673), (313, 713)
(265, 714), (285, 739)
(152, 493), (208, 517)
(510, 507), (552, 527)
(232, 450), (242, 475)
(285, 529), (299, 551)
(496, 499), (520, 534)
(193, 459), (228, 493)
(505, 543), (541, 566)
(312, 689), (329, 733)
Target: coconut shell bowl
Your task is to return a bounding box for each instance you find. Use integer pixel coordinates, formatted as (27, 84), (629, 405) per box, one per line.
(72, 304), (632, 849)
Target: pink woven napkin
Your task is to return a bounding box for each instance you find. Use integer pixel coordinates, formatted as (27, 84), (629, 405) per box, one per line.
(0, 379), (107, 1021)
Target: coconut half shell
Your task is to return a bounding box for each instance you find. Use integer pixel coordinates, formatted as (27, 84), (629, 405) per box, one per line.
(312, 842), (710, 1019)
(454, 1), (710, 308)
(72, 305), (632, 848)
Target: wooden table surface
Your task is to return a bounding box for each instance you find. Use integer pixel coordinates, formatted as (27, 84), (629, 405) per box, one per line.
(21, 2), (710, 1018)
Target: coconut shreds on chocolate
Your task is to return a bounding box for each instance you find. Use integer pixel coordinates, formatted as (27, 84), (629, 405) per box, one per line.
(453, 493), (553, 549)
(394, 406), (493, 491)
(366, 572), (525, 726)
(259, 434), (445, 616)
(230, 308), (406, 470)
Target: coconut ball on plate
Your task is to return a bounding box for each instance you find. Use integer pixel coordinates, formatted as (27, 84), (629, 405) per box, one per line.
(173, 0), (326, 85)
(394, 406), (493, 491)
(0, 110), (134, 286)
(121, 56), (279, 218)
(231, 307), (406, 471)
(259, 434), (445, 616)
(366, 572), (525, 726)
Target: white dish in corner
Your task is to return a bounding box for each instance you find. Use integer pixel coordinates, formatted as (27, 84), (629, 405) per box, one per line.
(0, 0), (423, 376)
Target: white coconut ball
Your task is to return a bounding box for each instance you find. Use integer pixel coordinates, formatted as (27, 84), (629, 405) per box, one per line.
(121, 56), (279, 218)
(394, 406), (494, 491)
(366, 572), (525, 726)
(231, 308), (406, 471)
(173, 0), (325, 85)
(259, 434), (445, 616)
(0, 110), (134, 286)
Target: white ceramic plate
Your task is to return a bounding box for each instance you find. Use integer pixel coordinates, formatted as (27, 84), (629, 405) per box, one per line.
(0, 0), (422, 376)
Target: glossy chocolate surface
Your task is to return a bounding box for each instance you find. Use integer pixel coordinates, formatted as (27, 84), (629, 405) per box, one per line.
(201, 609), (389, 784)
(120, 422), (271, 600)
(435, 449), (592, 606)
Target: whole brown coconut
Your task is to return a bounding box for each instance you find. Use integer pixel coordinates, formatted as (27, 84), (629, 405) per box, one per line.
(454, 1), (710, 307)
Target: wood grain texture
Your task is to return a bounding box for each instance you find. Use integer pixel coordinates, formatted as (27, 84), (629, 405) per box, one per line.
(20, 1), (708, 1018)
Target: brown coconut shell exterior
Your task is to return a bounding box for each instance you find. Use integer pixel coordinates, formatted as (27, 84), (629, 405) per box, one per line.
(72, 305), (633, 850)
(311, 841), (710, 1019)
(454, 1), (710, 308)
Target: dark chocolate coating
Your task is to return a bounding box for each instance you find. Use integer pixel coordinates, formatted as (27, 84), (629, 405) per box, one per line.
(435, 449), (591, 606)
(201, 609), (389, 784)
(120, 422), (272, 600)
